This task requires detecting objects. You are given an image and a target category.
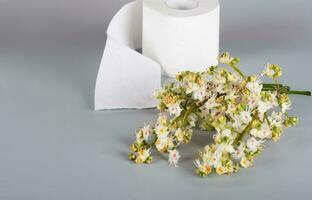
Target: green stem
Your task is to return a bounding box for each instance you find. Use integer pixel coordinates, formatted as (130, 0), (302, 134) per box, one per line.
(262, 84), (290, 91)
(194, 111), (203, 120)
(229, 64), (245, 78)
(233, 119), (254, 146)
(262, 83), (284, 88)
(171, 101), (198, 127)
(182, 109), (191, 126)
(264, 112), (271, 126)
(287, 90), (311, 96)
(262, 87), (310, 96)
(274, 80), (280, 91)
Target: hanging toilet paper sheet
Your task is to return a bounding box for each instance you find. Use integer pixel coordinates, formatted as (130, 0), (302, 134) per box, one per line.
(95, 0), (219, 110)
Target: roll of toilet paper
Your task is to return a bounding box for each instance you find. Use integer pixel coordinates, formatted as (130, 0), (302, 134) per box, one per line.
(95, 0), (219, 110)
(95, 0), (161, 110)
(143, 0), (220, 77)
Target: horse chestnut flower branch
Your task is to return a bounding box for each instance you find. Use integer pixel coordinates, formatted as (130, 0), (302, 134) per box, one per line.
(129, 52), (310, 177)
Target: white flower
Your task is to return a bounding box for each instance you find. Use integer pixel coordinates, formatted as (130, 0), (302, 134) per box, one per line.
(239, 110), (252, 124)
(155, 134), (168, 151)
(201, 146), (213, 164)
(246, 79), (263, 95)
(213, 72), (227, 85)
(250, 122), (272, 139)
(218, 52), (234, 64)
(213, 129), (233, 142)
(137, 148), (151, 161)
(221, 129), (232, 139)
(263, 64), (275, 77)
(247, 94), (261, 109)
(225, 91), (238, 100)
(210, 143), (235, 168)
(168, 102), (182, 116)
(216, 143), (235, 154)
(141, 125), (153, 141)
(215, 84), (225, 93)
(175, 128), (184, 143)
(155, 123), (169, 136)
(225, 102), (235, 115)
(204, 95), (220, 110)
(193, 85), (207, 101)
(212, 153), (222, 168)
(246, 137), (264, 152)
(185, 82), (199, 94)
(258, 100), (276, 116)
(269, 111), (283, 127)
(231, 114), (243, 128)
(232, 143), (245, 159)
(157, 131), (169, 141)
(240, 157), (252, 168)
(136, 132), (144, 144)
(227, 73), (241, 84)
(168, 149), (180, 167)
(188, 114), (196, 127)
(263, 63), (282, 79)
(258, 100), (270, 113)
(281, 101), (291, 113)
(135, 125), (153, 144)
(193, 159), (202, 168)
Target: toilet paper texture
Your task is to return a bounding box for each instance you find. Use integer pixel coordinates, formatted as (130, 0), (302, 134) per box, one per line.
(143, 0), (219, 77)
(95, 0), (219, 110)
(95, 0), (161, 110)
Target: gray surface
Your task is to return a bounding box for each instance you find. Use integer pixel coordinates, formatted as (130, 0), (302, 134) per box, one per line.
(1, 0), (312, 199)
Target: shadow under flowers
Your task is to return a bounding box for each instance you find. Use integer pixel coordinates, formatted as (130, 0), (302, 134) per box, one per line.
(174, 129), (215, 174)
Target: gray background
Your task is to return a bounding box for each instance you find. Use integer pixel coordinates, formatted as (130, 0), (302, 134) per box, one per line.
(1, 0), (312, 199)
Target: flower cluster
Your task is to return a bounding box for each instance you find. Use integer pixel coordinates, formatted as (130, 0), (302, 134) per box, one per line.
(129, 52), (305, 177)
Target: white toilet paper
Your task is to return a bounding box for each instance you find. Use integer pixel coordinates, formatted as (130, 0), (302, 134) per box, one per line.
(143, 0), (220, 77)
(95, 0), (161, 110)
(95, 0), (219, 110)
